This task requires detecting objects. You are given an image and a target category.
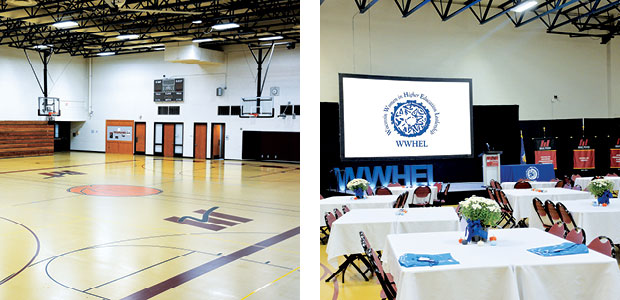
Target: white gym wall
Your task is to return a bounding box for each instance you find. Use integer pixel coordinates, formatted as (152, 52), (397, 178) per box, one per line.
(321, 0), (620, 119)
(0, 44), (299, 160)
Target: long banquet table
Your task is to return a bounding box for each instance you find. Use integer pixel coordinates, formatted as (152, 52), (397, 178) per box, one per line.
(383, 228), (620, 300)
(574, 176), (620, 191)
(530, 198), (620, 242)
(502, 188), (593, 220)
(500, 181), (557, 190)
(320, 195), (399, 226)
(326, 207), (459, 268)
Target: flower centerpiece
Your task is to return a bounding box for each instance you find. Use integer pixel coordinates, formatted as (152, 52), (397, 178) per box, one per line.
(587, 179), (615, 205)
(458, 196), (502, 243)
(347, 178), (370, 199)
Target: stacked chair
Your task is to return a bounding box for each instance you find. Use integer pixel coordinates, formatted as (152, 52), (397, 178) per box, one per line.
(360, 231), (397, 300)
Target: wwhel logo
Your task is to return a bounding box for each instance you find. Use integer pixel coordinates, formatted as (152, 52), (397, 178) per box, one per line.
(383, 92), (439, 148)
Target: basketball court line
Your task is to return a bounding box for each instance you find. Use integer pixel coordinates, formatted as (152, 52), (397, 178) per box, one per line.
(0, 159), (136, 175)
(240, 266), (300, 300)
(0, 217), (40, 285)
(120, 226), (300, 299)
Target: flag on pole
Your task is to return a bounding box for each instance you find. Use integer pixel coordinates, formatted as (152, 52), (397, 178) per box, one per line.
(520, 130), (527, 164)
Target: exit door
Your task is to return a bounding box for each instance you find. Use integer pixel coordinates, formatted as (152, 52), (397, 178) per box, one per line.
(211, 123), (225, 159)
(135, 122), (146, 154)
(194, 123), (207, 159)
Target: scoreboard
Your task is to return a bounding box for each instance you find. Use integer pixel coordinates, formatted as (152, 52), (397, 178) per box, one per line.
(154, 78), (184, 102)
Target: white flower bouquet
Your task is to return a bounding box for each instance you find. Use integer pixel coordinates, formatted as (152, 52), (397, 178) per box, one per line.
(587, 179), (614, 198)
(347, 178), (369, 192)
(458, 196), (502, 226)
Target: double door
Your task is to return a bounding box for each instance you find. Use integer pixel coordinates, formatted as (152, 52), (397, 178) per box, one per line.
(193, 123), (226, 159)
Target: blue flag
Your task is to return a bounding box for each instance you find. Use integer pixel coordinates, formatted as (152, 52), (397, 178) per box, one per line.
(520, 130), (527, 164)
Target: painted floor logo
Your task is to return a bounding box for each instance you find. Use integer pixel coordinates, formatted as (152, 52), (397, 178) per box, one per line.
(165, 209), (253, 231)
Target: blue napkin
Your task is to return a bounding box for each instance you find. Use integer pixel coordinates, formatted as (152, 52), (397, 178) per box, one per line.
(398, 253), (460, 267)
(527, 242), (589, 257)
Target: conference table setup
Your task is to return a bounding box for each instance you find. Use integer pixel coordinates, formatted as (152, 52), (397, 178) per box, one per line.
(325, 207), (460, 268)
(388, 185), (438, 205)
(500, 181), (558, 190)
(319, 194), (399, 226)
(502, 188), (593, 220)
(530, 198), (620, 242)
(382, 228), (620, 300)
(574, 176), (620, 191)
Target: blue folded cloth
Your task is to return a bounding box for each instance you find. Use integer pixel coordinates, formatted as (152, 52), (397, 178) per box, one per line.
(398, 253), (460, 267)
(527, 242), (589, 257)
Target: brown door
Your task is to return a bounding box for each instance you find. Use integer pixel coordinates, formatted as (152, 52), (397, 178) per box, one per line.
(163, 123), (175, 157)
(135, 122), (146, 154)
(194, 123), (207, 159)
(211, 123), (225, 159)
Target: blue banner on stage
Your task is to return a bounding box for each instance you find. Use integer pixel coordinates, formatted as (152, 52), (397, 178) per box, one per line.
(500, 164), (555, 182)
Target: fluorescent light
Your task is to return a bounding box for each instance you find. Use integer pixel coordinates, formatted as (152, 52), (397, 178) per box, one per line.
(116, 34), (140, 40)
(512, 0), (537, 12)
(260, 42), (288, 46)
(33, 45), (50, 50)
(192, 38), (214, 43)
(211, 23), (239, 30)
(258, 36), (283, 41)
(153, 47), (165, 51)
(52, 20), (78, 29)
(192, 20), (203, 24)
(97, 52), (115, 56)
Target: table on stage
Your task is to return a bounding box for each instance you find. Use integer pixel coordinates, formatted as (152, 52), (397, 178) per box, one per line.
(530, 198), (620, 242)
(574, 176), (620, 191)
(382, 228), (620, 300)
(320, 195), (399, 226)
(500, 164), (555, 182)
(500, 181), (558, 190)
(502, 188), (592, 220)
(388, 186), (438, 205)
(326, 207), (459, 268)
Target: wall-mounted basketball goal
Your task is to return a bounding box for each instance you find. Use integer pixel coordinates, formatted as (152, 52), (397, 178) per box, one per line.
(38, 97), (60, 120)
(240, 97), (274, 118)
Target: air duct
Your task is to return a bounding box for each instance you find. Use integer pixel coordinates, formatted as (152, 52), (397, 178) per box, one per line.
(164, 43), (224, 65)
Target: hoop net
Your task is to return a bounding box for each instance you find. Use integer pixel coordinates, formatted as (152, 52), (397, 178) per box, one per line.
(249, 113), (258, 118)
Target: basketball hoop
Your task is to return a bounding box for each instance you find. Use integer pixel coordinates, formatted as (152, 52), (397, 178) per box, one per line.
(47, 111), (55, 122)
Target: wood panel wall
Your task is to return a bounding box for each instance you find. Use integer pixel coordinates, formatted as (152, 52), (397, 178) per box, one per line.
(0, 121), (54, 158)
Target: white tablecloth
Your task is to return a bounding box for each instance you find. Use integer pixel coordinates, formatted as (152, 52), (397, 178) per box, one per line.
(574, 176), (620, 191)
(326, 207), (459, 267)
(320, 195), (399, 226)
(388, 186), (438, 205)
(530, 198), (620, 242)
(503, 188), (593, 220)
(501, 181), (558, 190)
(383, 228), (620, 300)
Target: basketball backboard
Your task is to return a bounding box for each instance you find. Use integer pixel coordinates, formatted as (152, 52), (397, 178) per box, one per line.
(240, 97), (274, 118)
(38, 97), (60, 116)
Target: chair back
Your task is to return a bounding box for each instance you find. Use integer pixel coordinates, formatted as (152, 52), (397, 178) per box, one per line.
(593, 176), (605, 179)
(366, 186), (374, 196)
(387, 183), (401, 187)
(489, 179), (497, 189)
(486, 187), (496, 201)
(556, 202), (576, 231)
(546, 222), (566, 238)
(555, 181), (564, 188)
(324, 212), (337, 230)
(360, 231), (397, 300)
(533, 198), (553, 229)
(393, 191), (408, 208)
(544, 200), (562, 224)
(433, 182), (443, 193)
(375, 186), (393, 195)
(514, 181), (532, 189)
(342, 205), (350, 214)
(565, 227), (586, 244)
(333, 208), (343, 219)
(588, 236), (615, 257)
(320, 194), (324, 199)
(497, 190), (513, 212)
(607, 173), (619, 177)
(412, 186), (432, 205)
(443, 183), (450, 195)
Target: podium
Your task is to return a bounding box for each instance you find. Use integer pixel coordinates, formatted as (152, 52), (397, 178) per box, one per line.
(479, 151), (502, 186)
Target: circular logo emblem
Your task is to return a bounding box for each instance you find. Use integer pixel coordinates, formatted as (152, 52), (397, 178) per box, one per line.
(391, 100), (431, 137)
(526, 166), (539, 180)
(67, 185), (163, 197)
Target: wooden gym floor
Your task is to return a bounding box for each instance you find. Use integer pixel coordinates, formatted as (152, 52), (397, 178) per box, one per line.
(0, 152), (299, 299)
